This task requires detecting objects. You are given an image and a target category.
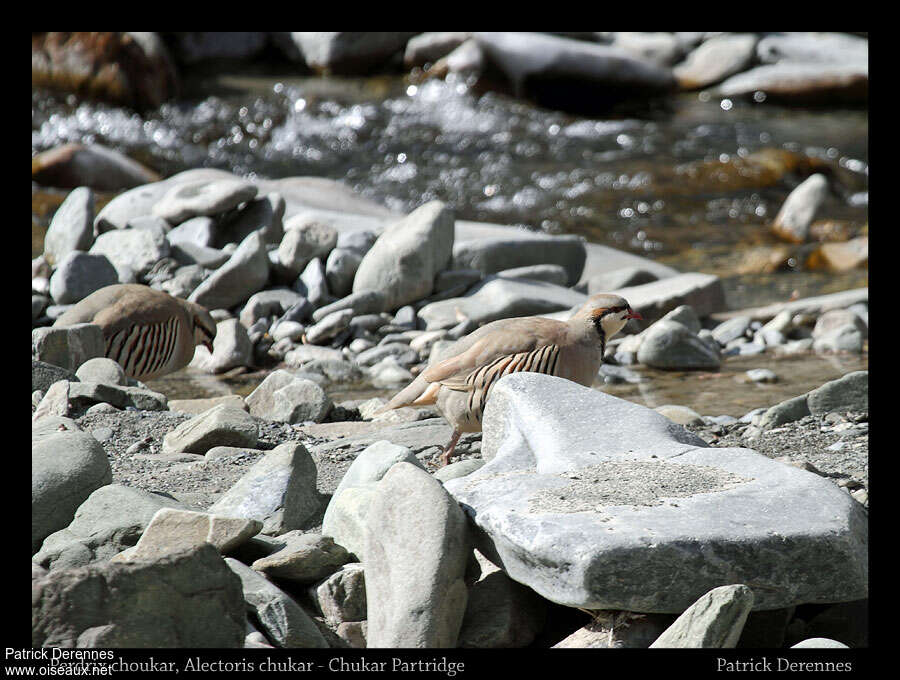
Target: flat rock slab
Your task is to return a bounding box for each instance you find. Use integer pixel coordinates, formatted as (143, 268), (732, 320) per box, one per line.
(444, 374), (868, 613)
(611, 272), (726, 324)
(710, 288), (868, 323)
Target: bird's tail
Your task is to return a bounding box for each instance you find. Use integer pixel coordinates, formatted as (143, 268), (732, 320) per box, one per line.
(372, 375), (439, 415)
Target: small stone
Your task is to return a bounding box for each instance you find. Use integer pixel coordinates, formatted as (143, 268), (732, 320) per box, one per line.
(161, 404), (258, 455)
(252, 533), (351, 583)
(649, 585), (754, 648)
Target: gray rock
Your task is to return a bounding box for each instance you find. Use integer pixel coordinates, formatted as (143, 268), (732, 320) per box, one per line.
(118, 508), (262, 561)
(659, 304), (702, 335)
(188, 230), (270, 310)
(169, 243), (228, 270)
(496, 264), (569, 286)
(813, 324), (865, 354)
(209, 441), (322, 535)
(308, 563), (367, 623)
(611, 31), (682, 66)
(674, 34), (758, 89)
(336, 229), (378, 255)
(325, 248), (363, 298)
(553, 612), (673, 648)
(312, 290), (386, 323)
(458, 560), (546, 648)
(418, 276), (587, 330)
(746, 368), (778, 384)
(322, 441), (424, 559)
(791, 637), (850, 649)
(92, 179), (171, 233)
(216, 192), (285, 247)
(167, 31), (269, 64)
(710, 288), (867, 324)
(33, 544), (245, 647)
(32, 322), (105, 372)
(89, 228), (170, 280)
(278, 214), (339, 277)
(32, 359), (78, 393)
(165, 216), (215, 248)
(586, 265), (658, 294)
(246, 371), (333, 424)
(364, 463), (470, 648)
(75, 357), (126, 385)
(284, 345), (345, 367)
(294, 257), (331, 308)
(807, 371), (868, 415)
(453, 234), (585, 286)
(305, 309), (354, 345)
(32, 429), (112, 552)
(649, 585), (754, 648)
(33, 294), (49, 320)
(43, 187), (95, 266)
(33, 484), (189, 570)
(472, 32), (675, 95)
(355, 343), (419, 368)
(758, 395), (811, 430)
(771, 174), (829, 243)
(443, 373), (868, 612)
(712, 316), (752, 345)
(404, 31), (473, 67)
(354, 201), (455, 311)
(224, 557), (328, 648)
(188, 318), (252, 374)
(153, 178), (258, 225)
(252, 533), (351, 583)
(612, 272), (726, 324)
(162, 404), (258, 455)
(715, 62), (867, 104)
(302, 359), (363, 384)
(757, 32), (868, 66)
(239, 288), (304, 328)
(270, 320), (304, 342)
(368, 357), (415, 388)
(277, 32), (415, 74)
(637, 319), (721, 370)
(156, 263), (209, 298)
(434, 268), (482, 293)
(434, 459), (485, 483)
(654, 404), (704, 426)
(32, 380), (167, 420)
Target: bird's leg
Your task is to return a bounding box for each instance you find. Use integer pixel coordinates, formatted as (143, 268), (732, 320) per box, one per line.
(440, 429), (462, 467)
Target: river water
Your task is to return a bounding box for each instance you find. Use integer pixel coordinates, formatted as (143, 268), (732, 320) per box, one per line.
(32, 73), (868, 416)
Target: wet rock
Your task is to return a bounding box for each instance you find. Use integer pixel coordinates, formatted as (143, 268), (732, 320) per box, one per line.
(153, 178), (258, 225)
(89, 228), (170, 280)
(246, 371), (333, 424)
(746, 368), (778, 383)
(404, 32), (472, 67)
(365, 462), (470, 648)
(188, 318), (252, 374)
(188, 230), (270, 310)
(31, 142), (160, 191)
(33, 544), (245, 647)
(209, 441), (322, 535)
(756, 32), (868, 66)
(715, 62), (867, 104)
(166, 31), (269, 64)
(418, 276), (586, 330)
(674, 34), (757, 89)
(277, 32), (415, 74)
(806, 236), (868, 272)
(43, 187), (95, 266)
(33, 484), (189, 570)
(472, 32), (675, 100)
(771, 174), (829, 243)
(354, 201), (454, 311)
(278, 214), (339, 278)
(161, 404), (258, 455)
(32, 32), (178, 113)
(637, 319), (721, 370)
(252, 533), (351, 583)
(32, 322), (105, 372)
(444, 373), (868, 612)
(649, 585), (754, 648)
(32, 428), (112, 552)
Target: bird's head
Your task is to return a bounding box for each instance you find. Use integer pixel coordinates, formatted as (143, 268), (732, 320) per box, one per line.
(576, 293), (642, 341)
(183, 301), (217, 352)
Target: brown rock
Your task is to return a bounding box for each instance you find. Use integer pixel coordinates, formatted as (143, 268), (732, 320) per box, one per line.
(806, 236), (868, 272)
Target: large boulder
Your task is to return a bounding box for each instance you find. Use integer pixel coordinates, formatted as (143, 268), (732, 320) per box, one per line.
(32, 427), (112, 552)
(42, 186), (95, 266)
(33, 544), (245, 647)
(364, 462), (470, 648)
(353, 201), (454, 311)
(32, 323), (104, 372)
(452, 234), (586, 286)
(443, 373), (868, 612)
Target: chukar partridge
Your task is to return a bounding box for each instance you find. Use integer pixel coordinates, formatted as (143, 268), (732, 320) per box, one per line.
(376, 293), (641, 465)
(53, 284), (217, 381)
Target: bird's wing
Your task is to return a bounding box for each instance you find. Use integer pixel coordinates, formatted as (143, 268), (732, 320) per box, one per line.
(421, 316), (570, 390)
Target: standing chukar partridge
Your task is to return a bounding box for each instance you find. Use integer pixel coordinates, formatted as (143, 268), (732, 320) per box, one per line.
(52, 284), (217, 381)
(375, 293), (641, 465)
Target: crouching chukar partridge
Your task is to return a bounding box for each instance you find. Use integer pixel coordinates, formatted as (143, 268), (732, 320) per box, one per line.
(52, 284), (217, 381)
(375, 293), (641, 465)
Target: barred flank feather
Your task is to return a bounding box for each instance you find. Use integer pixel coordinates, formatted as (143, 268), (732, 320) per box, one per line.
(105, 316), (182, 381)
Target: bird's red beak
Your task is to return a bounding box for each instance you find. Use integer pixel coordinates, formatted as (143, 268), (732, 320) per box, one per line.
(204, 340), (214, 352)
(625, 308), (643, 320)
